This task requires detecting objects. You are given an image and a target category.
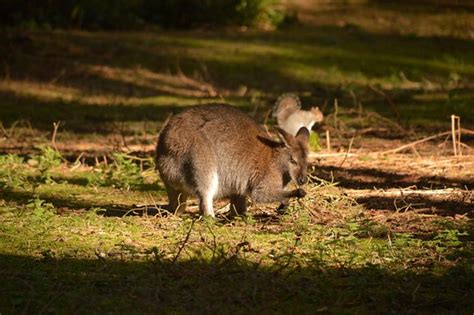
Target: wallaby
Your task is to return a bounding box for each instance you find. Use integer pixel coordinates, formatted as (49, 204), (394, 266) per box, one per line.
(156, 104), (309, 218)
(273, 93), (324, 136)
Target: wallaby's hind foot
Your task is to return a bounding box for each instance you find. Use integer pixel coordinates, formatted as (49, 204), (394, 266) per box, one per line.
(229, 195), (247, 217)
(165, 184), (189, 214)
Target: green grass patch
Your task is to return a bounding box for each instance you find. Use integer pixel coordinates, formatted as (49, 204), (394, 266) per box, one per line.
(0, 151), (472, 313)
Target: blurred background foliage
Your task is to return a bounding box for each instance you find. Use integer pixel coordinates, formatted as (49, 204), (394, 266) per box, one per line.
(0, 0), (286, 30)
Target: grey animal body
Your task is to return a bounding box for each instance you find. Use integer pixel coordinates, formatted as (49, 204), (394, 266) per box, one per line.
(273, 93), (324, 136)
(156, 104), (309, 217)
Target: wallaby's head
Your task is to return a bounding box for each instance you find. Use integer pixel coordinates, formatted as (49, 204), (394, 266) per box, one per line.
(274, 126), (310, 186)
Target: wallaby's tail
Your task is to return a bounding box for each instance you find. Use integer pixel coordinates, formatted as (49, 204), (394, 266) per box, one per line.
(272, 93), (301, 122)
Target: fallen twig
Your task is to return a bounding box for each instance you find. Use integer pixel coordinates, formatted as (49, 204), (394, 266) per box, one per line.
(51, 121), (61, 151)
(325, 130), (331, 153)
(172, 219), (195, 264)
(376, 131), (452, 155)
(451, 115), (461, 156)
(368, 84), (400, 122)
(338, 137), (354, 168)
(345, 188), (468, 198)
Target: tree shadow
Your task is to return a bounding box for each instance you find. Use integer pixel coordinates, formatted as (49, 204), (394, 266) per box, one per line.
(0, 187), (170, 217)
(2, 25), (474, 136)
(0, 91), (257, 134)
(368, 0), (474, 14)
(312, 165), (474, 217)
(0, 252), (472, 313)
(314, 165), (474, 190)
(355, 195), (473, 217)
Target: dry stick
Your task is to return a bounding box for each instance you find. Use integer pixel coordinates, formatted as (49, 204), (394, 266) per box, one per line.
(120, 154), (152, 162)
(50, 68), (66, 84)
(333, 98), (339, 131)
(410, 146), (422, 159)
(176, 61), (217, 96)
(451, 115), (458, 156)
(143, 120), (148, 153)
(172, 219), (195, 264)
(338, 137), (354, 168)
(72, 152), (84, 167)
(366, 111), (406, 134)
(325, 130), (331, 153)
(174, 193), (186, 216)
(147, 192), (164, 219)
(368, 84), (400, 122)
(460, 127), (474, 135)
(345, 188), (466, 198)
(0, 121), (7, 138)
(119, 121), (130, 151)
(460, 142), (473, 150)
(377, 131), (452, 155)
(309, 152), (357, 158)
(457, 116), (462, 156)
(51, 121), (61, 151)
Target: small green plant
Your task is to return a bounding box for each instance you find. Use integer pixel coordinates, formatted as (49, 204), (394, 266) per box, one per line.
(0, 154), (28, 190)
(87, 153), (145, 189)
(431, 229), (466, 250)
(309, 131), (321, 152)
(33, 146), (62, 183)
(26, 197), (56, 221)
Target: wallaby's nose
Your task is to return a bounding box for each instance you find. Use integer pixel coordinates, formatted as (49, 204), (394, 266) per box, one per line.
(297, 176), (307, 185)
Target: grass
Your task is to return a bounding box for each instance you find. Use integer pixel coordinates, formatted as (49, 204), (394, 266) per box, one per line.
(1, 1), (474, 313)
(0, 150), (472, 313)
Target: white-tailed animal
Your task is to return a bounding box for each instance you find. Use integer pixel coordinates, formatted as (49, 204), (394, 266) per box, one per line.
(273, 93), (323, 136)
(156, 104), (309, 217)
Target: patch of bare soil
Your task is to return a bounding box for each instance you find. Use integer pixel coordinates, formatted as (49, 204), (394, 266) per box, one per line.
(311, 152), (473, 236)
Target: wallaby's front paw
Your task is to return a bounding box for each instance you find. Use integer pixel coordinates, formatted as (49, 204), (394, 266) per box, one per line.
(295, 188), (306, 198)
(276, 202), (288, 214)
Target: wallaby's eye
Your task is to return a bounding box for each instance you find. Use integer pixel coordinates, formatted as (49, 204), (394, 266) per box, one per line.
(290, 156), (298, 165)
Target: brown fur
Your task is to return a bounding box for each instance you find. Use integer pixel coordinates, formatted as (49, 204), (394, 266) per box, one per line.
(156, 104), (309, 217)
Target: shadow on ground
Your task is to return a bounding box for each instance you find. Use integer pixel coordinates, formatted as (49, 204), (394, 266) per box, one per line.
(314, 165), (474, 190)
(0, 187), (169, 217)
(1, 24), (474, 134)
(0, 252), (472, 313)
(312, 165), (474, 217)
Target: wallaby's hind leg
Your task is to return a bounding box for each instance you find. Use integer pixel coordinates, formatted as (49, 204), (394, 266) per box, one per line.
(196, 171), (219, 217)
(230, 195), (247, 216)
(198, 196), (214, 217)
(165, 183), (188, 214)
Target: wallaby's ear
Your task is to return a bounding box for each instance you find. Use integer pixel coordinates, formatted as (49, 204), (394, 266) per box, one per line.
(295, 127), (310, 144)
(257, 135), (283, 148)
(275, 127), (293, 148)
